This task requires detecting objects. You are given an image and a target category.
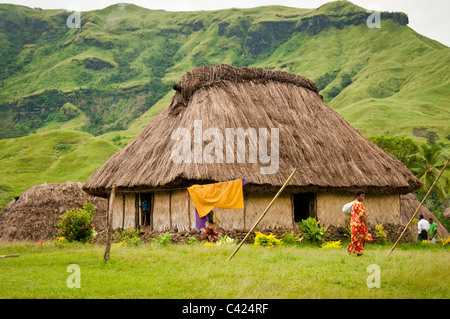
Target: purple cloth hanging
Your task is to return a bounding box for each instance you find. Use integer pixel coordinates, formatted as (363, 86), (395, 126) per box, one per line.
(195, 207), (208, 230)
(194, 178), (248, 230)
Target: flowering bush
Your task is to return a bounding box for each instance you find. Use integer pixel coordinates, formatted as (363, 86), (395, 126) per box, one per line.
(253, 232), (281, 247)
(116, 229), (142, 246)
(216, 235), (237, 245)
(438, 235), (450, 246)
(57, 201), (95, 243)
(374, 224), (387, 245)
(320, 240), (342, 249)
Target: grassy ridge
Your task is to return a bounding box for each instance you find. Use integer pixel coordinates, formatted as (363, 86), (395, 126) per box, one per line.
(0, 1), (449, 210)
(0, 130), (118, 209)
(0, 242), (448, 298)
(1, 2), (448, 142)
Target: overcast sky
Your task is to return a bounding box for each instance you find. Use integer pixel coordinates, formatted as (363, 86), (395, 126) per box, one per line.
(2, 0), (449, 46)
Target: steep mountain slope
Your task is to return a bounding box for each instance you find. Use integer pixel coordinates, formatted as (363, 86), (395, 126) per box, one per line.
(1, 1), (447, 141)
(0, 1), (448, 211)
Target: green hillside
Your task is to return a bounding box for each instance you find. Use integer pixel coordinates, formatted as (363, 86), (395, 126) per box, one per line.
(0, 1), (449, 211)
(0, 130), (118, 209)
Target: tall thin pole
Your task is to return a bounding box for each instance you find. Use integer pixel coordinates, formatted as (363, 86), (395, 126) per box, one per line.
(104, 184), (116, 262)
(388, 158), (449, 256)
(227, 168), (298, 261)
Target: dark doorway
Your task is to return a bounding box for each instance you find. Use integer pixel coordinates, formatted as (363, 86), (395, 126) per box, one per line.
(141, 193), (153, 228)
(293, 193), (315, 223)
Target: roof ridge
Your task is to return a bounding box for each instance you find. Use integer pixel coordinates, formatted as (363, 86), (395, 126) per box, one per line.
(169, 64), (320, 115)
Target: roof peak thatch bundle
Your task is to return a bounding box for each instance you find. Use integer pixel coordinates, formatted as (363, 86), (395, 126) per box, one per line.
(169, 64), (321, 115)
(83, 64), (422, 197)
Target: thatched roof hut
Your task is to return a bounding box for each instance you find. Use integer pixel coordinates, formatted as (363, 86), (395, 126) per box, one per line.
(84, 64), (421, 196)
(0, 182), (107, 241)
(83, 64), (422, 232)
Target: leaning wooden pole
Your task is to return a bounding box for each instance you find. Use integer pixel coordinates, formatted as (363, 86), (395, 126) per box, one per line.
(104, 184), (116, 262)
(388, 158), (449, 256)
(228, 167), (298, 261)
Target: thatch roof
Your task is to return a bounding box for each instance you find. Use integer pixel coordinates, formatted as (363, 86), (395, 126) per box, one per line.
(444, 207), (450, 219)
(400, 193), (449, 238)
(83, 64), (422, 197)
(0, 182), (107, 241)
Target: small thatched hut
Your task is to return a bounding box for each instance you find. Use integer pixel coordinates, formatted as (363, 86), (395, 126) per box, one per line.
(400, 193), (450, 239)
(0, 182), (107, 241)
(444, 207), (450, 219)
(83, 64), (422, 233)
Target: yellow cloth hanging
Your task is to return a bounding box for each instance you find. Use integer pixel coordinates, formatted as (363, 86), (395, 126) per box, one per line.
(187, 179), (244, 218)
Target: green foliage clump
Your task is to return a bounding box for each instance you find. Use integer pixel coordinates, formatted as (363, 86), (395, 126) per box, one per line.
(116, 229), (142, 246)
(154, 232), (172, 246)
(315, 70), (340, 91)
(253, 232), (281, 247)
(216, 234), (237, 245)
(370, 135), (419, 169)
(57, 201), (95, 243)
(298, 217), (329, 244)
(186, 236), (199, 245)
(374, 224), (387, 245)
(200, 226), (222, 243)
(280, 232), (303, 246)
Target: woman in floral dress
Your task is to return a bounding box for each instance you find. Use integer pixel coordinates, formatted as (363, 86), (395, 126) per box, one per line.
(347, 189), (372, 256)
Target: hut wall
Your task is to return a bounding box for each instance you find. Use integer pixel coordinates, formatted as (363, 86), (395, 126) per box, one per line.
(171, 190), (190, 231)
(316, 193), (400, 227)
(112, 194), (124, 230)
(153, 192), (171, 231)
(214, 207), (245, 230)
(244, 194), (292, 230)
(123, 194), (136, 229)
(187, 193), (291, 231)
(187, 192), (245, 230)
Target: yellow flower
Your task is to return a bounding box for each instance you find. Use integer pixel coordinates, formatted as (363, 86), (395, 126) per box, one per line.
(321, 240), (342, 249)
(112, 241), (125, 247)
(203, 242), (215, 246)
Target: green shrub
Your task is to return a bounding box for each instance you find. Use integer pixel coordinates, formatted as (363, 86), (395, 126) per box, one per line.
(116, 229), (142, 246)
(216, 235), (237, 245)
(281, 232), (303, 246)
(374, 224), (387, 245)
(298, 217), (329, 244)
(253, 232), (281, 247)
(57, 201), (95, 243)
(154, 232), (172, 246)
(186, 236), (199, 245)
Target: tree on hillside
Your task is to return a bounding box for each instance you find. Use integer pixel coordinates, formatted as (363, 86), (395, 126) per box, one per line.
(410, 143), (450, 200)
(370, 135), (419, 170)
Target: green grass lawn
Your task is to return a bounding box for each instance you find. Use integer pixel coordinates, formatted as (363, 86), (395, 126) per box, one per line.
(0, 241), (448, 299)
